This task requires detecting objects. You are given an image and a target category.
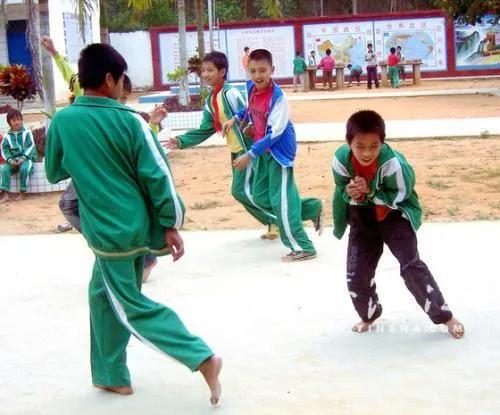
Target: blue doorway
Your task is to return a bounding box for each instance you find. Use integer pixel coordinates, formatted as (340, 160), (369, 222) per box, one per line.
(6, 20), (33, 70)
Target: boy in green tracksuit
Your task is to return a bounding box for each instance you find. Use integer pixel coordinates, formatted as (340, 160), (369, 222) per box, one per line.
(292, 51), (307, 92)
(222, 49), (325, 262)
(45, 43), (222, 404)
(167, 51), (279, 240)
(332, 110), (464, 338)
(0, 109), (37, 202)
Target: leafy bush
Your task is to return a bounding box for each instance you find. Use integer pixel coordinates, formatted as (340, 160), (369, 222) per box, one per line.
(0, 65), (38, 110)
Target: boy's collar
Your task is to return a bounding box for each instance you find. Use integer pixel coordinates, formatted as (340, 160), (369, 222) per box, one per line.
(73, 95), (132, 110)
(8, 127), (25, 134)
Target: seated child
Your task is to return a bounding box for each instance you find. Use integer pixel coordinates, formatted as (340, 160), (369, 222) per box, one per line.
(332, 110), (464, 339)
(347, 63), (362, 86)
(0, 109), (37, 202)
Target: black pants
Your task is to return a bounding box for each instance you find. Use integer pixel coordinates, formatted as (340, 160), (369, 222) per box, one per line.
(346, 206), (452, 324)
(349, 72), (361, 84)
(366, 66), (379, 88)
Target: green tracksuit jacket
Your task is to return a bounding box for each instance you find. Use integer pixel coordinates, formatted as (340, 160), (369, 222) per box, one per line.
(45, 96), (185, 259)
(1, 127), (37, 162)
(332, 143), (422, 239)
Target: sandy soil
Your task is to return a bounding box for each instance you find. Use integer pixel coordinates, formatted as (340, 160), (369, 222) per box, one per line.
(1, 137), (499, 235)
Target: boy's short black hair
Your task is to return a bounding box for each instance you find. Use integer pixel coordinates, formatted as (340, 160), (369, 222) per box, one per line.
(311, 50), (315, 54)
(6, 108), (22, 125)
(203, 51), (229, 79)
(326, 48), (332, 55)
(296, 50), (301, 56)
(78, 43), (128, 89)
(249, 49), (273, 65)
(123, 74), (132, 93)
(367, 43), (373, 48)
(390, 47), (396, 54)
(347, 63), (352, 69)
(396, 45), (402, 50)
(244, 46), (250, 52)
(346, 110), (386, 144)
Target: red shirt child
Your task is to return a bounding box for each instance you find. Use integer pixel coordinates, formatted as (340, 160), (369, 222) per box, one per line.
(248, 82), (274, 142)
(388, 53), (400, 67)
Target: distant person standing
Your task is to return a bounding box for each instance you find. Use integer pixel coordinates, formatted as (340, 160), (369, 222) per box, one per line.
(241, 46), (250, 79)
(317, 48), (335, 91)
(292, 51), (307, 92)
(365, 43), (379, 90)
(396, 45), (405, 83)
(388, 47), (400, 88)
(308, 50), (317, 66)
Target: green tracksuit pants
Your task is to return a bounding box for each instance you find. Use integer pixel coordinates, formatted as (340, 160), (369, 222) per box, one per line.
(250, 153), (320, 253)
(231, 151), (277, 226)
(388, 66), (399, 88)
(0, 160), (33, 192)
(89, 255), (213, 387)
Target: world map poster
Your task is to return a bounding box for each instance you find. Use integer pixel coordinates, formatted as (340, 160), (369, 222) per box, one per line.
(373, 17), (447, 71)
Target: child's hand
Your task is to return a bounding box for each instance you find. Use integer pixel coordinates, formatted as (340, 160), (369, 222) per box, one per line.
(149, 105), (167, 125)
(233, 153), (251, 170)
(243, 124), (254, 139)
(165, 137), (179, 150)
(41, 36), (57, 55)
(346, 179), (364, 201)
(165, 228), (184, 262)
(17, 158), (25, 165)
(9, 159), (18, 167)
(353, 176), (369, 194)
(221, 119), (235, 138)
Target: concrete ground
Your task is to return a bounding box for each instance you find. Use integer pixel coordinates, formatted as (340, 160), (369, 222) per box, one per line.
(1, 222), (499, 415)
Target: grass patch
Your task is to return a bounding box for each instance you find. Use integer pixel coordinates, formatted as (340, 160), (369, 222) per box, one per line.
(426, 180), (451, 190)
(191, 200), (221, 210)
(473, 211), (491, 220)
(447, 207), (461, 217)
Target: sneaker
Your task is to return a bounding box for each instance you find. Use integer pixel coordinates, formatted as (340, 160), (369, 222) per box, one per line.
(281, 251), (317, 262)
(260, 224), (279, 240)
(313, 199), (326, 236)
(57, 223), (73, 232)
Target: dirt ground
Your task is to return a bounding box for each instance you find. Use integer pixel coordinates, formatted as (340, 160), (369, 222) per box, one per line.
(2, 78), (499, 236)
(1, 137), (499, 235)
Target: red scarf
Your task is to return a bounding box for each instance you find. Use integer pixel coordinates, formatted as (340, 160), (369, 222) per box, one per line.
(211, 83), (223, 133)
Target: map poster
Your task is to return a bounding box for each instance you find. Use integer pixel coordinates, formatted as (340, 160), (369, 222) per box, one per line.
(303, 21), (374, 72)
(373, 17), (447, 71)
(158, 30), (227, 84)
(455, 14), (500, 70)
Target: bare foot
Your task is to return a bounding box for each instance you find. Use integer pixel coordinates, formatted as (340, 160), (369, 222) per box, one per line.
(142, 258), (158, 283)
(198, 355), (223, 406)
(0, 192), (9, 204)
(260, 224), (279, 240)
(16, 192), (27, 201)
(444, 317), (465, 339)
(93, 384), (133, 395)
(352, 320), (375, 333)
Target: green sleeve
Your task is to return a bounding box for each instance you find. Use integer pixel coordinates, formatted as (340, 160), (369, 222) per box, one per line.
(45, 116), (70, 183)
(177, 106), (216, 149)
(53, 52), (82, 96)
(22, 130), (38, 161)
(133, 116), (186, 229)
(2, 134), (13, 161)
(373, 158), (415, 208)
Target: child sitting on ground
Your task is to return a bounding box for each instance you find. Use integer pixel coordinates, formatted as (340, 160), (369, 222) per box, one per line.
(0, 109), (37, 203)
(332, 110), (464, 339)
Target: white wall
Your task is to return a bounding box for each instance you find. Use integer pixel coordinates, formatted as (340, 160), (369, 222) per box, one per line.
(110, 31), (154, 88)
(48, 0), (101, 101)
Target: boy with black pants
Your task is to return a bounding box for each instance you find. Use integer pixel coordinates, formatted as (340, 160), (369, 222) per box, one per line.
(365, 43), (379, 89)
(332, 110), (464, 338)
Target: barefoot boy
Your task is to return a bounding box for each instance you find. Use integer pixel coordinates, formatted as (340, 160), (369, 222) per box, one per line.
(222, 49), (324, 262)
(332, 110), (464, 338)
(0, 109), (37, 202)
(45, 43), (222, 403)
(166, 51), (279, 240)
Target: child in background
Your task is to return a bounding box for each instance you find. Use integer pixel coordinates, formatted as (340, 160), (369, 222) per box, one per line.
(365, 43), (379, 89)
(0, 109), (37, 203)
(222, 49), (325, 262)
(292, 51), (307, 92)
(45, 43), (222, 403)
(388, 47), (400, 88)
(167, 51), (279, 240)
(347, 63), (362, 86)
(332, 110), (464, 339)
(396, 45), (405, 83)
(317, 48), (335, 91)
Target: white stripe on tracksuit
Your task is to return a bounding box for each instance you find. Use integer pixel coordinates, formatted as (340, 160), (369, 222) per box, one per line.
(280, 167), (301, 251)
(244, 164), (277, 220)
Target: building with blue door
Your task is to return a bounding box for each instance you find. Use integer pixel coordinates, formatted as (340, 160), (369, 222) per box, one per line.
(0, 0), (100, 102)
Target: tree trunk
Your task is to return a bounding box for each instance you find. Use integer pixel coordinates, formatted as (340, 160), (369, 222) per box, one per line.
(352, 0), (358, 14)
(177, 0), (190, 106)
(100, 0), (110, 43)
(38, 0), (56, 116)
(194, 0), (205, 58)
(0, 1), (8, 64)
(244, 0), (257, 18)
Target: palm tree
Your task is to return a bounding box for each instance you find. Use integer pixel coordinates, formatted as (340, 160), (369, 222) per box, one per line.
(177, 0), (190, 105)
